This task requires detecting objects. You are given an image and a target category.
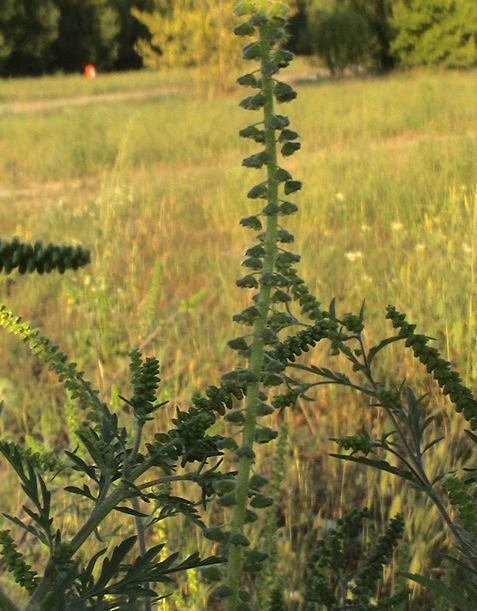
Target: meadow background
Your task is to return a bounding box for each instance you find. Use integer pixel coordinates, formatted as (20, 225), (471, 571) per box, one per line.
(1, 60), (477, 607)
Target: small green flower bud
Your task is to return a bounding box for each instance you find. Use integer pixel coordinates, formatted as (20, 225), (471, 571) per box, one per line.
(250, 494), (274, 508)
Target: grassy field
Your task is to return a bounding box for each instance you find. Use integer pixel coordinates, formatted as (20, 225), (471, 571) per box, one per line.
(1, 63), (477, 607)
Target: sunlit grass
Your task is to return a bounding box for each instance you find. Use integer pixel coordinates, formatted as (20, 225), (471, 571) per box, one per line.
(0, 68), (194, 103)
(1, 64), (477, 606)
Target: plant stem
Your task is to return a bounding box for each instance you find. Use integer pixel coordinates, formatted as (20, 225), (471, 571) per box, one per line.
(25, 433), (186, 609)
(226, 21), (279, 610)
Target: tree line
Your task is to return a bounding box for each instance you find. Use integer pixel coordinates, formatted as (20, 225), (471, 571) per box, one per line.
(1, 0), (476, 78)
(0, 0), (160, 76)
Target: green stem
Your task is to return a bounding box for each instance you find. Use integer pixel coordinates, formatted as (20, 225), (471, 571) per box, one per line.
(226, 21), (279, 610)
(129, 420), (151, 611)
(24, 441), (177, 610)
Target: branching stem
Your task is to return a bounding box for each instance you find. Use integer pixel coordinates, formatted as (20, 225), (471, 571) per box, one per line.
(226, 20), (280, 610)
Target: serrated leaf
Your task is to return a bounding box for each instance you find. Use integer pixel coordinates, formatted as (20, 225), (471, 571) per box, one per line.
(281, 141), (301, 156)
(367, 335), (402, 366)
(239, 93), (266, 110)
(273, 49), (294, 67)
(64, 485), (95, 500)
(358, 299), (366, 320)
(2, 513), (44, 542)
(114, 506), (149, 517)
(278, 129), (299, 142)
(280, 201), (298, 215)
(236, 275), (259, 289)
(234, 23), (255, 37)
(465, 429), (477, 445)
(306, 366), (351, 385)
(274, 168), (292, 182)
(239, 125), (261, 139)
(240, 216), (262, 230)
(421, 415), (436, 434)
(242, 42), (262, 60)
(400, 573), (474, 610)
(284, 180), (302, 195)
(64, 450), (96, 478)
(274, 81), (297, 103)
(247, 183), (268, 199)
(329, 454), (416, 483)
(422, 437), (444, 454)
(243, 151), (270, 168)
(83, 548), (107, 579)
(268, 114), (290, 129)
(96, 536), (137, 590)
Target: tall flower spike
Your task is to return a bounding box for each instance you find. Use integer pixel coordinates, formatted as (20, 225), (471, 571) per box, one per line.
(222, 3), (301, 609)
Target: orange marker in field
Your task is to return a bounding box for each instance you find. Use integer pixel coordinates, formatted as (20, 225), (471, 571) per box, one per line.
(85, 64), (96, 79)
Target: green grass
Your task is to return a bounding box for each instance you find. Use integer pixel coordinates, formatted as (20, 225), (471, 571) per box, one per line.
(0, 68), (194, 103)
(1, 63), (477, 607)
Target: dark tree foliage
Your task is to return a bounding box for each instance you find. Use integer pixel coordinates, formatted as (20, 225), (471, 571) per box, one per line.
(0, 0), (475, 77)
(0, 0), (60, 76)
(346, 0), (395, 72)
(310, 3), (374, 75)
(286, 0), (312, 55)
(51, 0), (120, 73)
(0, 0), (162, 76)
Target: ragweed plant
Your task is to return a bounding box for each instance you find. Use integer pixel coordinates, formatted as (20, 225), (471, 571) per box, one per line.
(215, 2), (477, 606)
(0, 246), (224, 609)
(304, 508), (409, 609)
(212, 2), (303, 607)
(309, 305), (477, 607)
(2, 2), (477, 610)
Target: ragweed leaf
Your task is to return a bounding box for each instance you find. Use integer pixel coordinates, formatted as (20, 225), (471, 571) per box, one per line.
(274, 81), (297, 103)
(239, 93), (266, 110)
(284, 180), (302, 194)
(242, 151), (270, 168)
(242, 42), (262, 60)
(281, 141), (301, 156)
(234, 22), (256, 37)
(247, 183), (268, 199)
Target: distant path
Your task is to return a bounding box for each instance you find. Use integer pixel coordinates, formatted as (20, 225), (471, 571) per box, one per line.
(0, 86), (178, 114)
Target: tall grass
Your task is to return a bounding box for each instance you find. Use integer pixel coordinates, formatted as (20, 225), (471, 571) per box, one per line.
(1, 64), (477, 606)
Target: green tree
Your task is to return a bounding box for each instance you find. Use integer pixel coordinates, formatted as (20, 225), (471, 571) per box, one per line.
(309, 2), (374, 75)
(391, 0), (477, 68)
(51, 0), (121, 72)
(132, 0), (243, 89)
(0, 0), (59, 76)
(111, 0), (163, 71)
(346, 0), (394, 72)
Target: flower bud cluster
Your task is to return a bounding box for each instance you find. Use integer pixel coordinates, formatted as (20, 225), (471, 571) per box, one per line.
(352, 513), (405, 603)
(386, 305), (477, 429)
(0, 238), (90, 274)
(129, 349), (161, 421)
(335, 431), (373, 455)
(443, 475), (477, 540)
(376, 386), (402, 412)
(270, 321), (333, 364)
(0, 529), (39, 594)
(0, 305), (106, 425)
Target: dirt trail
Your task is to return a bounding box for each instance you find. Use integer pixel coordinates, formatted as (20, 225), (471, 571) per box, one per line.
(0, 85), (178, 115)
